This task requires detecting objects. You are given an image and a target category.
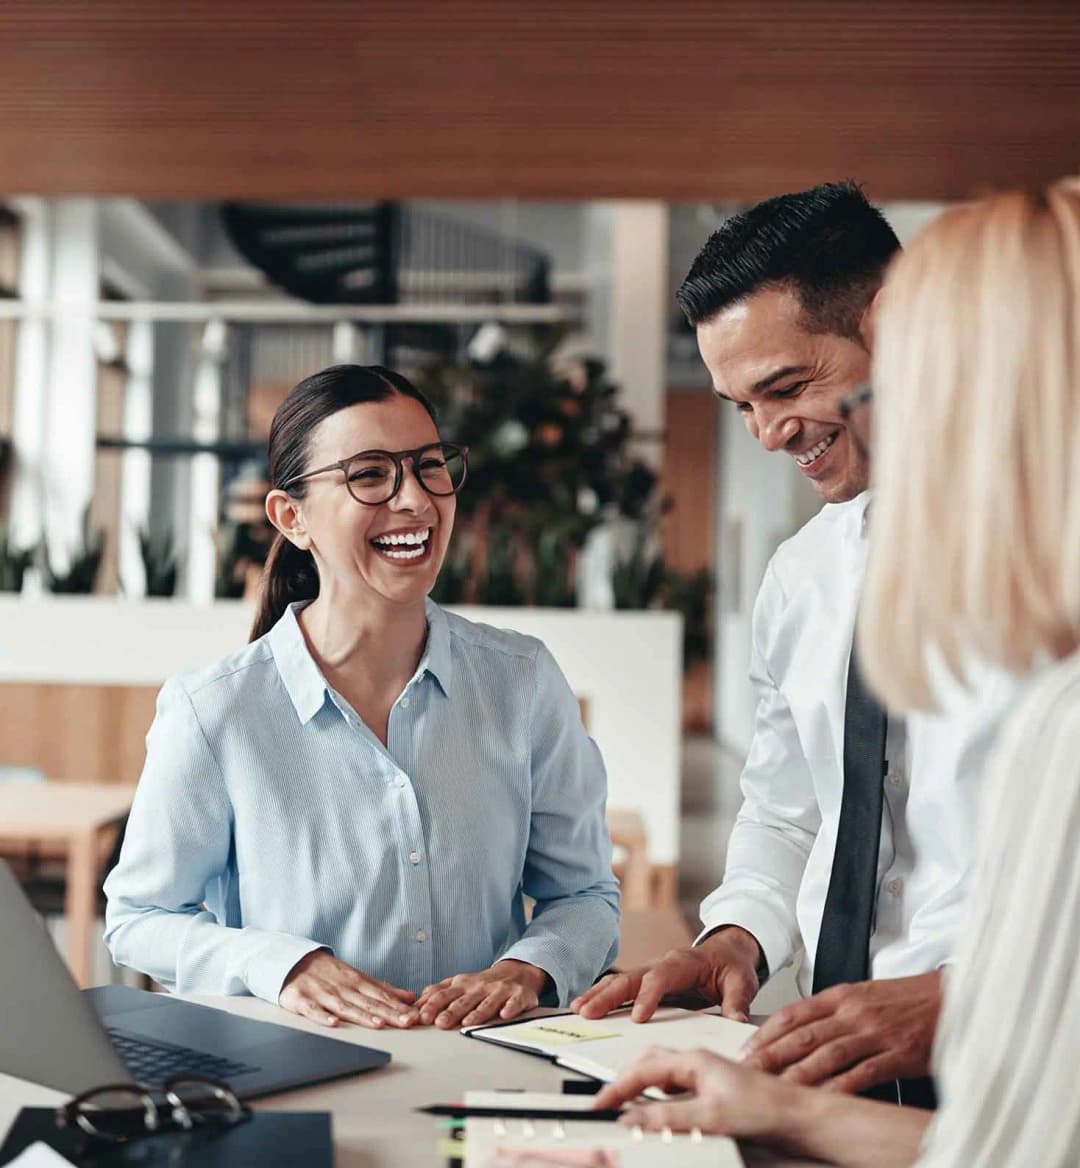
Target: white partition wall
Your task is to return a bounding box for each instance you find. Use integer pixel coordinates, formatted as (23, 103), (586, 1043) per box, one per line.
(0, 599), (683, 868)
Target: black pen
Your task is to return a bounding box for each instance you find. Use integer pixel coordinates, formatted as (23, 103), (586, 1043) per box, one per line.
(418, 1105), (624, 1122)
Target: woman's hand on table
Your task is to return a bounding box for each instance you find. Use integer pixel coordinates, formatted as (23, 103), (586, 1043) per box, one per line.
(279, 950), (420, 1029)
(592, 1045), (803, 1142)
(417, 959), (548, 1029)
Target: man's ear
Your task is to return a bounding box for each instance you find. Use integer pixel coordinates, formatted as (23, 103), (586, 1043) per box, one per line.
(265, 489), (312, 551)
(858, 286), (884, 353)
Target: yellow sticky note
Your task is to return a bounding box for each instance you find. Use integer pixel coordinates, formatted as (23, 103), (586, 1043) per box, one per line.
(523, 1019), (619, 1045)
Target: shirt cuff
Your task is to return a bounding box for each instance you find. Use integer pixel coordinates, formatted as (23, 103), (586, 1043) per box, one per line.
(244, 933), (331, 1005)
(696, 896), (796, 985)
(498, 937), (577, 1007)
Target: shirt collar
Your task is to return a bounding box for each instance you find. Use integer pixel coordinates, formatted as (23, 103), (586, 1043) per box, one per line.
(267, 599), (454, 723)
(421, 598), (454, 696)
(851, 490), (872, 540)
(267, 601), (331, 724)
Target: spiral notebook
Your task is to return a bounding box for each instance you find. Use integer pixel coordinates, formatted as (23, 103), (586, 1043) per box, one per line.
(461, 1007), (756, 1093)
(460, 1091), (743, 1167)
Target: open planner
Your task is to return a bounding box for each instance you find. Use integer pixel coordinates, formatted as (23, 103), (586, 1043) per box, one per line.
(461, 1007), (757, 1094)
(460, 1091), (744, 1167)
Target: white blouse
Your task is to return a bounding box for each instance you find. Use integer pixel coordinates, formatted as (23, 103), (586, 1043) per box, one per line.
(917, 649), (1080, 1166)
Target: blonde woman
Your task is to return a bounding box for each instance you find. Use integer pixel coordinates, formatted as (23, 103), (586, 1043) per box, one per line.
(594, 180), (1080, 1165)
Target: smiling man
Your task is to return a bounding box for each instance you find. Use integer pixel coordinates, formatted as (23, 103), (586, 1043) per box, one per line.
(573, 183), (1018, 1109)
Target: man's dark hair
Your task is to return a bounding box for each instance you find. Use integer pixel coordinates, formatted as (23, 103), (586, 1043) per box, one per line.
(676, 181), (900, 338)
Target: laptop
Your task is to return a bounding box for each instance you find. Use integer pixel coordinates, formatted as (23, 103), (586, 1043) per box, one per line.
(0, 860), (390, 1098)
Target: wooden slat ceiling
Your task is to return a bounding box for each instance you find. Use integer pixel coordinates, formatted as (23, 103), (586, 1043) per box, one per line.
(1, 1), (1077, 201)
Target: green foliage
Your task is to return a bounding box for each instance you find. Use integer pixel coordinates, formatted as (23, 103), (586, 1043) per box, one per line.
(414, 345), (657, 598)
(137, 527), (178, 597)
(0, 526), (35, 593)
(428, 544), (471, 606)
(477, 523), (525, 606)
(532, 524), (577, 608)
(664, 566), (714, 666)
(611, 528), (668, 611)
(43, 508), (104, 594)
(412, 341), (713, 669)
(214, 521), (249, 599)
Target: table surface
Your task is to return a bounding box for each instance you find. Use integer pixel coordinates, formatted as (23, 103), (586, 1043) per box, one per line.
(0, 994), (827, 1167)
(0, 782), (136, 840)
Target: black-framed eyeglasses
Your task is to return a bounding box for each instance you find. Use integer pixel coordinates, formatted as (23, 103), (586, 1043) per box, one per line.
(839, 383), (874, 458)
(283, 441), (469, 506)
(56, 1076), (249, 1144)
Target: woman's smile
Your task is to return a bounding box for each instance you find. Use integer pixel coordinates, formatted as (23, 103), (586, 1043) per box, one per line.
(368, 525), (434, 565)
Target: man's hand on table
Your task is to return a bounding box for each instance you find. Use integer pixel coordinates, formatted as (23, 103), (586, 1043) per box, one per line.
(570, 926), (762, 1023)
(279, 950), (420, 1030)
(416, 959), (548, 1029)
(739, 970), (942, 1092)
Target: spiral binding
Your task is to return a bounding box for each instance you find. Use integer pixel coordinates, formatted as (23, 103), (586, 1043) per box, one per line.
(488, 1117), (706, 1144)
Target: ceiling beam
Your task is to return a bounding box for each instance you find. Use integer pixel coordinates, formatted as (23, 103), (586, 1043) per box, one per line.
(1, 1), (1077, 201)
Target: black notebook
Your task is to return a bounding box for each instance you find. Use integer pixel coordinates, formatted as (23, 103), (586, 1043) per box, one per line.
(0, 1108), (331, 1167)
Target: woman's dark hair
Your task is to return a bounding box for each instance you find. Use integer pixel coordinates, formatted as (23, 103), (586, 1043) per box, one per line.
(250, 364), (438, 641)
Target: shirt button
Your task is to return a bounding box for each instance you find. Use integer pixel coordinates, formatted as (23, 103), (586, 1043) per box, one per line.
(888, 771), (905, 789)
(400, 696), (410, 709)
(886, 877), (904, 896)
(408, 851), (421, 865)
(415, 929), (427, 943)
(394, 775), (407, 789)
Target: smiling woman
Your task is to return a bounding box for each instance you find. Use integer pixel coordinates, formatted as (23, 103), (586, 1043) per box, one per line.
(103, 364), (620, 1035)
(250, 365), (453, 641)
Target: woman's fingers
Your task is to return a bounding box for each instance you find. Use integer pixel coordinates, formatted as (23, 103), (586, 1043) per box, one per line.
(340, 975), (420, 1023)
(593, 1047), (703, 1109)
(282, 991), (340, 1028)
(460, 987), (513, 1028)
(419, 984), (466, 1024)
(619, 1098), (712, 1133)
(370, 976), (418, 1003)
(499, 985), (537, 1020)
(291, 981), (417, 1029)
(337, 986), (420, 1028)
(417, 977), (452, 1004)
(435, 985), (489, 1028)
(280, 956), (421, 1027)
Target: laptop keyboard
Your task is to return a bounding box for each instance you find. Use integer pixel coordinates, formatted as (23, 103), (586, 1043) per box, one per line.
(107, 1027), (258, 1084)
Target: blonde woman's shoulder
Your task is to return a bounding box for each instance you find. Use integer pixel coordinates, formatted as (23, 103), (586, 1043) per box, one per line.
(988, 650), (1080, 781)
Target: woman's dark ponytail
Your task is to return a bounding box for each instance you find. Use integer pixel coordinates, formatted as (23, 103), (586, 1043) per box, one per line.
(248, 364), (438, 642)
(249, 534), (319, 641)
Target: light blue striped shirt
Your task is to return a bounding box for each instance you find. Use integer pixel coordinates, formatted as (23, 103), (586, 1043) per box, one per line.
(104, 600), (620, 1006)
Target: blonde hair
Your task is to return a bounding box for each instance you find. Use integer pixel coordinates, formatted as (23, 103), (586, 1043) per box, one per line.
(860, 180), (1080, 711)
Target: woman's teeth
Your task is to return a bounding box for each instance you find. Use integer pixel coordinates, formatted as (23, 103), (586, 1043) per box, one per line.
(371, 528), (431, 560)
(796, 432), (838, 466)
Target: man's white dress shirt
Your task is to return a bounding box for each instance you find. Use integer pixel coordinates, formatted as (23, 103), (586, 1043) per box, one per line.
(700, 492), (1020, 995)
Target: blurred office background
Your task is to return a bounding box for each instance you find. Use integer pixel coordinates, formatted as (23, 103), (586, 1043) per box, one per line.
(1, 1), (1077, 997)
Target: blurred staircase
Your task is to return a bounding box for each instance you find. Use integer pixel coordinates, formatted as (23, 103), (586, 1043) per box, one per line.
(221, 202), (551, 307)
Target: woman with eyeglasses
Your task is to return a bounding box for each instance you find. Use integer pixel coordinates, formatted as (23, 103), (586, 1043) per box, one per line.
(594, 182), (1080, 1165)
(105, 364), (619, 1033)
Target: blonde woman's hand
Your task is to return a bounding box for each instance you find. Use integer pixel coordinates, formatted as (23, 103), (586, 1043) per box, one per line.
(278, 950), (420, 1029)
(593, 1046), (801, 1142)
(416, 959), (548, 1029)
